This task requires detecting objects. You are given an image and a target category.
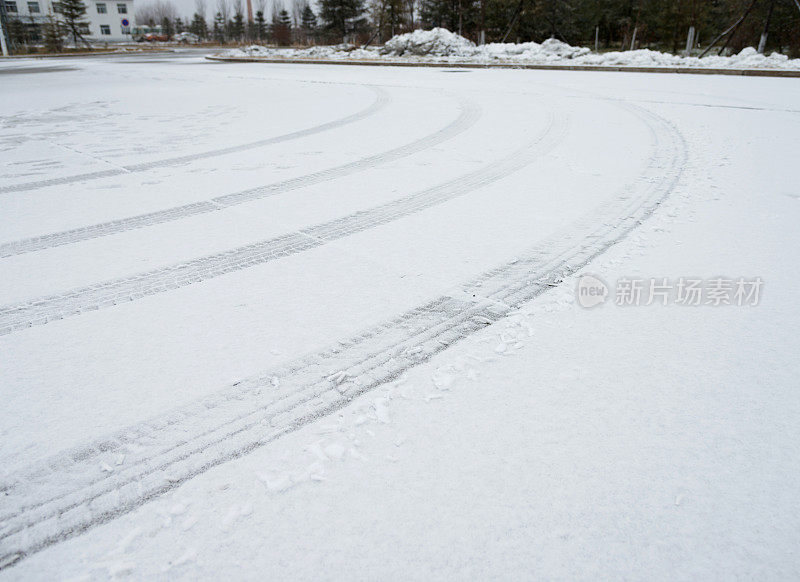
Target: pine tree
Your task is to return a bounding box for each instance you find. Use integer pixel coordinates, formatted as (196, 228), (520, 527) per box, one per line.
(254, 10), (267, 41)
(300, 3), (317, 43)
(230, 11), (245, 41)
(55, 0), (90, 47)
(318, 0), (366, 42)
(6, 18), (27, 49)
(42, 13), (64, 51)
(189, 12), (208, 39)
(373, 0), (406, 39)
(301, 4), (317, 29)
(213, 11), (226, 42)
(271, 6), (292, 45)
(161, 16), (174, 37)
(174, 17), (184, 33)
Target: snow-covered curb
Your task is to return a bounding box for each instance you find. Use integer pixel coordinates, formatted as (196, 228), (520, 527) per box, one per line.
(217, 27), (800, 73)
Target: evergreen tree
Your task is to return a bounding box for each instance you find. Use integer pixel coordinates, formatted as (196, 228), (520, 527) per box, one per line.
(189, 12), (209, 39)
(230, 10), (245, 40)
(271, 6), (292, 45)
(174, 17), (185, 33)
(161, 16), (174, 37)
(6, 19), (27, 49)
(213, 11), (226, 42)
(55, 0), (91, 46)
(300, 4), (317, 29)
(43, 11), (65, 52)
(374, 0), (406, 39)
(318, 0), (366, 42)
(300, 3), (317, 43)
(254, 10), (267, 41)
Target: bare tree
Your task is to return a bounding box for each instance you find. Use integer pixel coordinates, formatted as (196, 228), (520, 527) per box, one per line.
(290, 0), (304, 26)
(217, 0), (231, 24)
(136, 0), (179, 26)
(195, 0), (208, 19)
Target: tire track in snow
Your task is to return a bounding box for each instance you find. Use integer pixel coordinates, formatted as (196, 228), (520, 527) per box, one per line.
(0, 101), (687, 570)
(0, 107), (567, 556)
(0, 91), (475, 258)
(0, 85), (390, 195)
(0, 100), (504, 336)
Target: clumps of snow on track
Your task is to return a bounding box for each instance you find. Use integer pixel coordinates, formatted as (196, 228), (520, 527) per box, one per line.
(222, 27), (800, 71)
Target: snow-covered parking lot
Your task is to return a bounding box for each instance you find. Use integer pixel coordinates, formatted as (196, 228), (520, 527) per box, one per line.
(1, 52), (799, 578)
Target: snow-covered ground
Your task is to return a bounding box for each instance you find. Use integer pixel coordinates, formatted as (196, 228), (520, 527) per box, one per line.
(1, 52), (799, 578)
(224, 27), (800, 71)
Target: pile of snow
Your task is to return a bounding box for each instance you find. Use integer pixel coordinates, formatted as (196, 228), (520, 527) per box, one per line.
(483, 38), (591, 61)
(380, 27), (476, 57)
(700, 45), (792, 69)
(220, 29), (800, 71)
(576, 45), (795, 69)
(224, 43), (377, 61)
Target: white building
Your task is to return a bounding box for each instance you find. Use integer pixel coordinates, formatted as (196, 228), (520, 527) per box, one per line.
(3, 0), (135, 43)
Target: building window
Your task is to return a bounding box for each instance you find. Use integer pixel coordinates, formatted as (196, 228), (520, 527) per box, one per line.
(4, 1), (18, 12)
(116, 2), (126, 12)
(96, 2), (106, 13)
(100, 24), (110, 34)
(27, 1), (39, 11)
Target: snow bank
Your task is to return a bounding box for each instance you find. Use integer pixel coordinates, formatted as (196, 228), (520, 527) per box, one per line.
(380, 27), (476, 56)
(221, 29), (800, 71)
(482, 38), (591, 61)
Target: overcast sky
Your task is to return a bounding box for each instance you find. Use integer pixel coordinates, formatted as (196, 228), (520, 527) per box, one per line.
(138, 0), (292, 21)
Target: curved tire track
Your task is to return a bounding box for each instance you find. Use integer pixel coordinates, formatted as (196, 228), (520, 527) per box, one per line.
(0, 100), (686, 571)
(0, 92), (477, 259)
(0, 85), (390, 195)
(0, 107), (567, 560)
(0, 100), (516, 336)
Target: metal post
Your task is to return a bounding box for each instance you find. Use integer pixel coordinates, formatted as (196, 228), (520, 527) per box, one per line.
(758, 0), (775, 53)
(684, 26), (695, 56)
(0, 2), (10, 56)
(594, 25), (599, 52)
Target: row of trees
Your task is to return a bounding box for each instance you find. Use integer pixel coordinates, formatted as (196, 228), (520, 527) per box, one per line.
(6, 0), (798, 54)
(416, 0), (800, 55)
(136, 0), (321, 44)
(147, 0), (800, 54)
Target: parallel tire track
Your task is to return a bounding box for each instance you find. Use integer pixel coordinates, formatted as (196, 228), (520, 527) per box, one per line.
(0, 107), (566, 549)
(0, 100), (685, 570)
(0, 101), (521, 336)
(0, 85), (390, 195)
(0, 92), (477, 259)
